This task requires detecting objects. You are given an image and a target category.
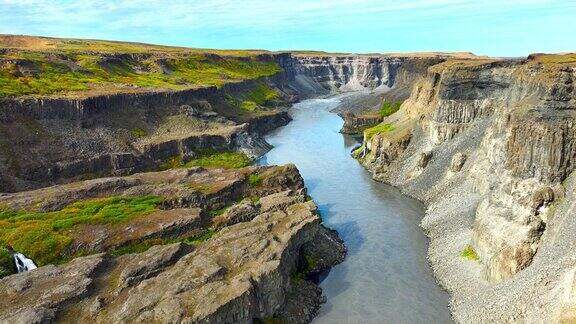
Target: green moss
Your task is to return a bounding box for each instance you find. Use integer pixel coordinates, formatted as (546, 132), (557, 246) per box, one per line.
(351, 145), (365, 158)
(461, 245), (479, 261)
(110, 238), (165, 257)
(110, 229), (216, 257)
(231, 82), (279, 112)
(185, 150), (251, 169)
(240, 101), (258, 111)
(131, 128), (147, 138)
(303, 252), (318, 272)
(290, 272), (305, 284)
(378, 101), (402, 118)
(0, 195), (163, 266)
(160, 155), (184, 170)
(183, 229), (215, 245)
(248, 174), (262, 187)
(186, 181), (220, 194)
(364, 123), (394, 140)
(0, 246), (15, 278)
(209, 206), (230, 218)
(245, 82), (279, 106)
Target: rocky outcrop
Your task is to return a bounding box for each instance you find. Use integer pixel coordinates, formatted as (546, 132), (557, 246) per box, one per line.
(356, 53), (576, 322)
(339, 111), (383, 134)
(0, 165), (346, 323)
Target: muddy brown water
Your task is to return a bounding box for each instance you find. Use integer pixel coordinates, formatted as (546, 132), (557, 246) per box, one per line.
(259, 95), (452, 323)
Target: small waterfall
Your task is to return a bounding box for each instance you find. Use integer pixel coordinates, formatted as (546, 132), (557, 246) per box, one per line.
(13, 253), (37, 273)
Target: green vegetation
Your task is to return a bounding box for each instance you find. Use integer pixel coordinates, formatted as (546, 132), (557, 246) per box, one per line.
(111, 229), (216, 257)
(245, 82), (279, 105)
(461, 245), (479, 261)
(131, 128), (147, 138)
(209, 205), (230, 218)
(231, 82), (279, 111)
(185, 150), (251, 169)
(183, 229), (215, 245)
(364, 123), (394, 140)
(110, 238), (166, 256)
(0, 48), (281, 97)
(0, 195), (163, 266)
(161, 151), (251, 170)
(378, 101), (402, 118)
(248, 174), (263, 187)
(240, 101), (258, 111)
(351, 145), (365, 158)
(303, 252), (318, 272)
(160, 155), (184, 170)
(0, 246), (15, 278)
(290, 272), (305, 284)
(186, 181), (220, 194)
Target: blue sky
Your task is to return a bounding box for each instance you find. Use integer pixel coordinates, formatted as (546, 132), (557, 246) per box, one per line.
(0, 0), (575, 56)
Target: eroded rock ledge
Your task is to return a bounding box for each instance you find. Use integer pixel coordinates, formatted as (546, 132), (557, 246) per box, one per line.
(355, 53), (576, 322)
(0, 165), (346, 323)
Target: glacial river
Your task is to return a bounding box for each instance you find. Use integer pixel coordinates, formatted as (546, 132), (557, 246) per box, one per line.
(259, 95), (452, 323)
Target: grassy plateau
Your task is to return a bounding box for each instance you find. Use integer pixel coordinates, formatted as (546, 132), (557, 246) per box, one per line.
(0, 196), (163, 268)
(0, 35), (281, 97)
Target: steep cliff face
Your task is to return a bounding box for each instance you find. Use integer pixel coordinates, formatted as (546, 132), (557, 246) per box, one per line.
(289, 56), (403, 92)
(0, 77), (292, 192)
(358, 53), (576, 322)
(277, 54), (446, 98)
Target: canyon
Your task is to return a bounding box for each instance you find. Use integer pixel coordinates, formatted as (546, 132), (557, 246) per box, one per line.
(1, 35), (576, 323)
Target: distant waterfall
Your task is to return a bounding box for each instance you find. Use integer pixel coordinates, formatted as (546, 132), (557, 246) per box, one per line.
(13, 253), (37, 273)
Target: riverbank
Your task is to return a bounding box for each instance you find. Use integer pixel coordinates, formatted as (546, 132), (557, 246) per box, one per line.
(261, 94), (452, 323)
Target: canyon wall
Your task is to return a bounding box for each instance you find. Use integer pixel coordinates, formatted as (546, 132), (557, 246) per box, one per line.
(0, 74), (292, 192)
(6, 47), (576, 322)
(0, 52), (439, 193)
(358, 54), (576, 322)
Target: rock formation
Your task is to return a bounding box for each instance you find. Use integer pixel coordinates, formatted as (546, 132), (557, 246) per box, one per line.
(0, 165), (346, 323)
(356, 53), (576, 322)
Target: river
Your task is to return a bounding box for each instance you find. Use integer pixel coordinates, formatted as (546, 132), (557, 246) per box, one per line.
(258, 95), (452, 323)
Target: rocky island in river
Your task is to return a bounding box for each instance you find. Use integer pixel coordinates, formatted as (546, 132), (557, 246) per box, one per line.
(0, 35), (575, 323)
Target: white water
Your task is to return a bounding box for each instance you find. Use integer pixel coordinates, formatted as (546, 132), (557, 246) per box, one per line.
(13, 252), (37, 273)
(259, 95), (452, 323)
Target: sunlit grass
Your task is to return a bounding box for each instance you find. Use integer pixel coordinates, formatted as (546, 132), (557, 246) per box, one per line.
(184, 151), (251, 169)
(378, 101), (402, 118)
(364, 123), (394, 140)
(0, 196), (163, 266)
(0, 48), (281, 97)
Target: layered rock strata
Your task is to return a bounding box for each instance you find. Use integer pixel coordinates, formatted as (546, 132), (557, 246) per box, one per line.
(357, 54), (576, 322)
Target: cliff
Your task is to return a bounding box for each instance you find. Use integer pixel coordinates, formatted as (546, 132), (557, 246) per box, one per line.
(0, 38), (294, 192)
(0, 164), (345, 323)
(0, 38), (450, 193)
(357, 53), (576, 322)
